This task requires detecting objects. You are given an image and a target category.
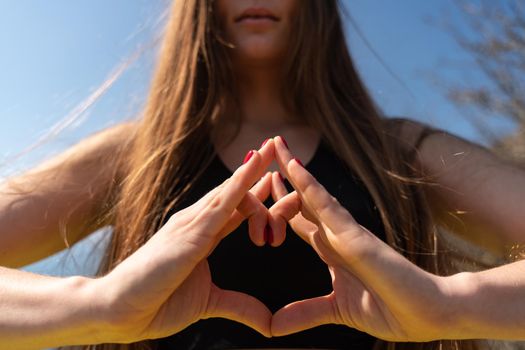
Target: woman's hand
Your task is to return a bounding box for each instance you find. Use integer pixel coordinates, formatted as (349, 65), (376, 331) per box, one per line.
(268, 137), (459, 342)
(91, 141), (276, 344)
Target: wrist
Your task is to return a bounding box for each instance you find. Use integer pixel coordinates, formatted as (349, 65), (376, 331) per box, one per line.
(438, 272), (479, 340)
(11, 274), (108, 349)
(47, 275), (109, 346)
(85, 272), (151, 344)
(73, 275), (111, 344)
(82, 274), (135, 344)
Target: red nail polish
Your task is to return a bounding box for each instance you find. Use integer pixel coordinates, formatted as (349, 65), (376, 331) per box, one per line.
(243, 150), (255, 164)
(280, 136), (289, 149)
(294, 158), (304, 167)
(264, 224), (274, 245)
(260, 138), (270, 148)
(263, 224), (270, 244)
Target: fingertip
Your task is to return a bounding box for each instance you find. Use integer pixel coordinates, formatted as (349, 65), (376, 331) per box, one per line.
(237, 150), (261, 174)
(248, 213), (268, 247)
(272, 171), (285, 183)
(271, 309), (290, 337)
(274, 136), (293, 166)
(288, 156), (304, 172)
(258, 172), (272, 187)
(209, 287), (273, 338)
(286, 156), (311, 191)
(271, 295), (336, 337)
(271, 306), (302, 337)
(271, 171), (289, 201)
(260, 138), (270, 148)
(242, 150), (255, 164)
(266, 218), (285, 247)
(260, 137), (274, 149)
(257, 139), (275, 176)
(235, 149), (263, 185)
(263, 223), (273, 246)
(268, 214), (288, 247)
(275, 135), (288, 150)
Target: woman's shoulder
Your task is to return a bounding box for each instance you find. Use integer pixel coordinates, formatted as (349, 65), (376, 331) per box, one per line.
(10, 121), (139, 205)
(83, 121), (138, 155)
(382, 117), (428, 144)
(380, 116), (447, 160)
(18, 122), (136, 177)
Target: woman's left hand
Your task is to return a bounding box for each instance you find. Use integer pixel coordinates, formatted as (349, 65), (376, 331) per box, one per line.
(268, 137), (459, 342)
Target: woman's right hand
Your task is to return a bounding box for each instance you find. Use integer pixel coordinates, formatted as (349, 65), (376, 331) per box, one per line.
(89, 142), (276, 344)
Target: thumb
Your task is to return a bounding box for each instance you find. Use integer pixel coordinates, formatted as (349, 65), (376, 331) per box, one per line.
(271, 293), (342, 336)
(206, 284), (272, 337)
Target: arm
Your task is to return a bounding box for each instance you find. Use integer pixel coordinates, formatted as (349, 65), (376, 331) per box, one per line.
(0, 268), (101, 349)
(397, 119), (525, 254)
(270, 136), (525, 340)
(0, 143), (275, 349)
(447, 260), (525, 340)
(0, 122), (135, 267)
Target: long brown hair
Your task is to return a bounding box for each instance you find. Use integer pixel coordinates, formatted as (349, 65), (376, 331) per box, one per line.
(81, 1), (476, 349)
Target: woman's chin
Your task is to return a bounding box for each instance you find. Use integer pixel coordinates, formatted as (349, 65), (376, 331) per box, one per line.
(233, 47), (285, 68)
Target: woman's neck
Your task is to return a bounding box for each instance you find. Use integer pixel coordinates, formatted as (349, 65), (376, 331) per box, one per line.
(234, 66), (298, 128)
(214, 67), (320, 172)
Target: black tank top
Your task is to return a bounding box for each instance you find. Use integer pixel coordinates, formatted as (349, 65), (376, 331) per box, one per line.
(156, 140), (385, 349)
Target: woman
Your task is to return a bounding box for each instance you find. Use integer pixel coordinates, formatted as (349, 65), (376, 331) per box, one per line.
(1, 0), (524, 349)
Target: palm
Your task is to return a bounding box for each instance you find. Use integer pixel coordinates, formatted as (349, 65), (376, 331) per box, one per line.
(306, 223), (409, 340)
(329, 261), (406, 340)
(140, 261), (214, 339)
(283, 213), (443, 342)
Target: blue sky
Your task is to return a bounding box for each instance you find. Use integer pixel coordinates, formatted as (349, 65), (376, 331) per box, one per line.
(0, 0), (508, 171)
(0, 1), (511, 274)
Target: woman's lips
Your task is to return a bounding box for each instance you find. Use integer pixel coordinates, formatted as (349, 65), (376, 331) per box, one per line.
(234, 8), (280, 23)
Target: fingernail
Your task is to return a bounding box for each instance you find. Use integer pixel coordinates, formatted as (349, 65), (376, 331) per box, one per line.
(280, 136), (289, 149)
(260, 138), (270, 148)
(264, 224), (274, 245)
(294, 158), (304, 167)
(278, 172), (284, 182)
(263, 224), (271, 244)
(243, 150), (255, 164)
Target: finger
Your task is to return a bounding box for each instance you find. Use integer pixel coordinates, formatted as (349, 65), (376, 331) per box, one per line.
(268, 191), (301, 246)
(255, 138), (276, 180)
(273, 136), (319, 224)
(271, 293), (341, 336)
(218, 173), (272, 246)
(274, 136), (295, 187)
(273, 135), (327, 223)
(194, 150), (264, 233)
(207, 284), (272, 338)
(166, 181), (227, 226)
(194, 140), (273, 234)
(269, 174), (321, 247)
(286, 158), (359, 236)
(252, 171), (272, 202)
(246, 172), (272, 246)
(271, 171), (288, 202)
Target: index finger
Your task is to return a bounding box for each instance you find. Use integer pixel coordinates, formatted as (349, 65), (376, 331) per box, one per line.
(274, 136), (357, 235)
(194, 149), (266, 232)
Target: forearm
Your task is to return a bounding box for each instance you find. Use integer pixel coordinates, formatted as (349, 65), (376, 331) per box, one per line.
(0, 266), (103, 349)
(444, 260), (525, 340)
(0, 123), (132, 267)
(417, 129), (525, 249)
